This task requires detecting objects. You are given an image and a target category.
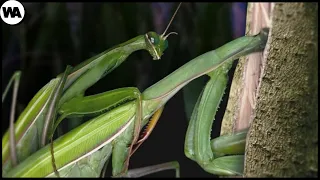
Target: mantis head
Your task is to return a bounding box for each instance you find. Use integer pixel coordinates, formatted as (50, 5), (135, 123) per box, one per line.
(145, 3), (181, 60)
(145, 31), (177, 60)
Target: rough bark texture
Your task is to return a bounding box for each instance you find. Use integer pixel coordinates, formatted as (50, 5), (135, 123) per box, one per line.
(244, 3), (318, 177)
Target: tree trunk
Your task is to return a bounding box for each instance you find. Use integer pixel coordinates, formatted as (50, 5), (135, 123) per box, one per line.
(244, 3), (318, 177)
(221, 2), (318, 177)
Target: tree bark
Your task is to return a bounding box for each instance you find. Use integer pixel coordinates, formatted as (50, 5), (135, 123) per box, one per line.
(244, 3), (318, 177)
(221, 2), (318, 177)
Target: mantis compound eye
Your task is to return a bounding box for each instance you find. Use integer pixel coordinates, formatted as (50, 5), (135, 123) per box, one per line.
(150, 36), (159, 45)
(147, 32), (160, 46)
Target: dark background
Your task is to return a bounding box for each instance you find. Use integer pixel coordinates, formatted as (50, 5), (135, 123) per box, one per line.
(1, 2), (247, 177)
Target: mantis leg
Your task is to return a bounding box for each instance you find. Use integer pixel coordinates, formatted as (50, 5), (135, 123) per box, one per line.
(111, 88), (143, 176)
(42, 66), (72, 146)
(121, 161), (180, 178)
(184, 61), (247, 176)
(130, 105), (165, 156)
(111, 106), (181, 177)
(41, 66), (73, 177)
(113, 105), (181, 178)
(2, 71), (21, 167)
(120, 107), (180, 178)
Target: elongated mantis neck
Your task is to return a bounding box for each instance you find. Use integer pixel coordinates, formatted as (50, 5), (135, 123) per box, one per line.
(59, 35), (153, 105)
(120, 35), (148, 54)
(68, 35), (147, 75)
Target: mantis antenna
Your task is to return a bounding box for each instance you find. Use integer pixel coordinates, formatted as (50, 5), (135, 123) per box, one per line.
(161, 2), (182, 40)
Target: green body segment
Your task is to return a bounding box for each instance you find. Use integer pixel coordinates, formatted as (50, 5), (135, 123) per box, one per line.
(47, 144), (113, 177)
(5, 103), (136, 177)
(211, 129), (247, 157)
(59, 87), (139, 118)
(111, 118), (135, 176)
(202, 155), (245, 176)
(52, 87), (140, 137)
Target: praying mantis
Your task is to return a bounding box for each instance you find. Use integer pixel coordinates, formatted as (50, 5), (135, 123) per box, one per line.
(2, 3), (269, 177)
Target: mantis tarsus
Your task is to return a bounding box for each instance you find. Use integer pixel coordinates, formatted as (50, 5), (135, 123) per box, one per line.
(2, 3), (269, 177)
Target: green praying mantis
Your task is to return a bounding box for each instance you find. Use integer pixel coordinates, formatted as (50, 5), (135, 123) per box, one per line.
(2, 3), (269, 177)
